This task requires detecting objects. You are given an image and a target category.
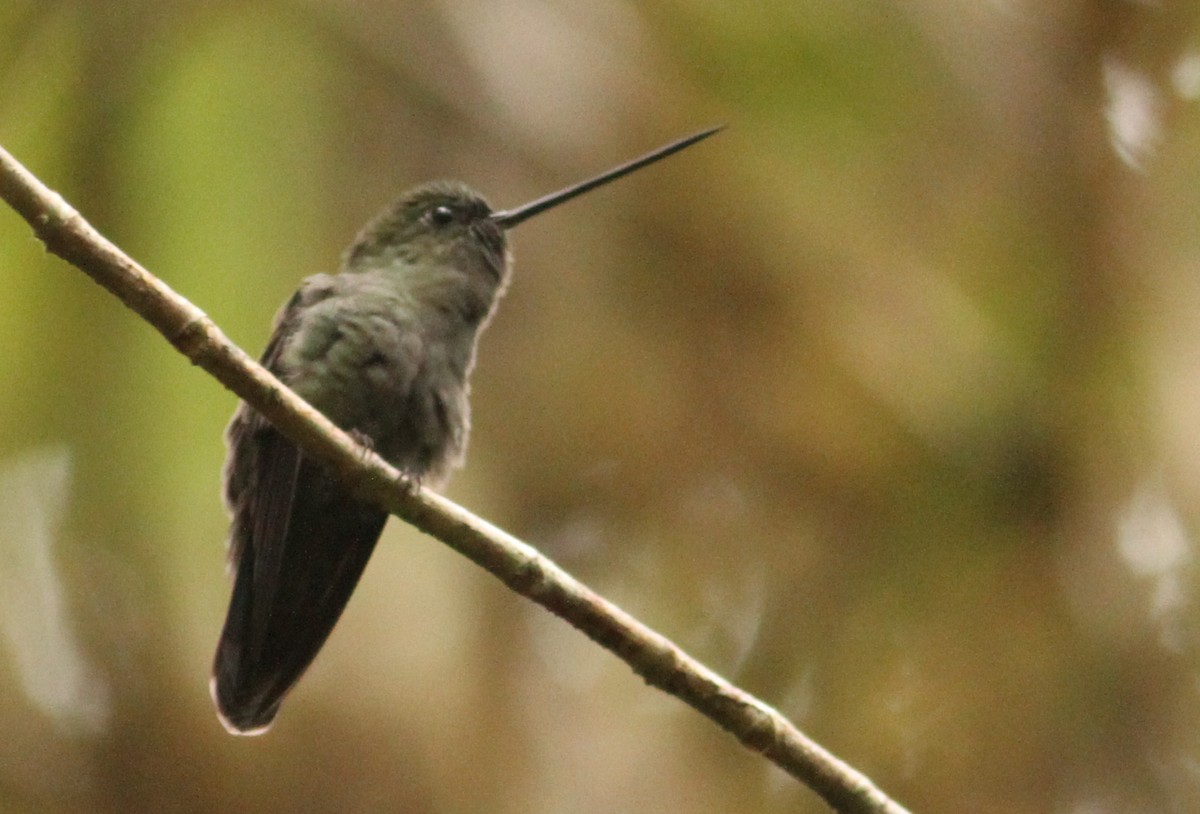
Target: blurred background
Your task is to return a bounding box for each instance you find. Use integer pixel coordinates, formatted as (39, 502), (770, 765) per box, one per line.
(2, 1), (1200, 812)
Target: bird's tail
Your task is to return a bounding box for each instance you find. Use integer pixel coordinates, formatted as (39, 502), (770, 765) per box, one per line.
(212, 456), (387, 735)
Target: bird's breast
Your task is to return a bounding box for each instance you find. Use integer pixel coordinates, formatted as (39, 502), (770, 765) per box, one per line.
(283, 286), (474, 482)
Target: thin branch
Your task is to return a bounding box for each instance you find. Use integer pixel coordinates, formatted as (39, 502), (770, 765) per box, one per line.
(0, 143), (911, 814)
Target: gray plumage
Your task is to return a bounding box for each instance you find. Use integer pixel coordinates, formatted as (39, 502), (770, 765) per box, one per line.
(213, 182), (509, 734)
(210, 127), (720, 735)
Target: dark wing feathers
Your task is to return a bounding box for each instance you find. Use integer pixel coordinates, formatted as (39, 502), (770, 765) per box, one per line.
(212, 278), (391, 735)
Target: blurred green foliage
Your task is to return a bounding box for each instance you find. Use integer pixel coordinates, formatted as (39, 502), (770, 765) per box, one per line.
(3, 1), (1200, 812)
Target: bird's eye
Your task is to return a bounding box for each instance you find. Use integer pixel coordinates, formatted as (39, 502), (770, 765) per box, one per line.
(427, 205), (455, 226)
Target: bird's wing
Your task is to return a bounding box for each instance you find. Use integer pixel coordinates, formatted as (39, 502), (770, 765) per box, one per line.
(220, 281), (318, 567)
(212, 276), (391, 734)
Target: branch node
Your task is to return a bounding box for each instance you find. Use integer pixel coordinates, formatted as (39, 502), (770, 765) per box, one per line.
(170, 315), (214, 363)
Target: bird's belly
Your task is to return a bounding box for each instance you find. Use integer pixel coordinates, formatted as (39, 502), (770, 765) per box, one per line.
(291, 329), (466, 481)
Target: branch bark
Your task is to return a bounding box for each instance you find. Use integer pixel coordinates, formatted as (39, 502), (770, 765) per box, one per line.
(0, 143), (911, 814)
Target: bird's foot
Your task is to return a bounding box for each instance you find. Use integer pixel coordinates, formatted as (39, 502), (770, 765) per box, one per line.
(396, 469), (422, 495)
(348, 429), (375, 457)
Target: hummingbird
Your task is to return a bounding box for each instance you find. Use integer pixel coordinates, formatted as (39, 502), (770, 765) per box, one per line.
(211, 126), (721, 735)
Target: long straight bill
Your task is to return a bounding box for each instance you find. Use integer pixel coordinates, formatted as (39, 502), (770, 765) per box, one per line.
(491, 125), (723, 229)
